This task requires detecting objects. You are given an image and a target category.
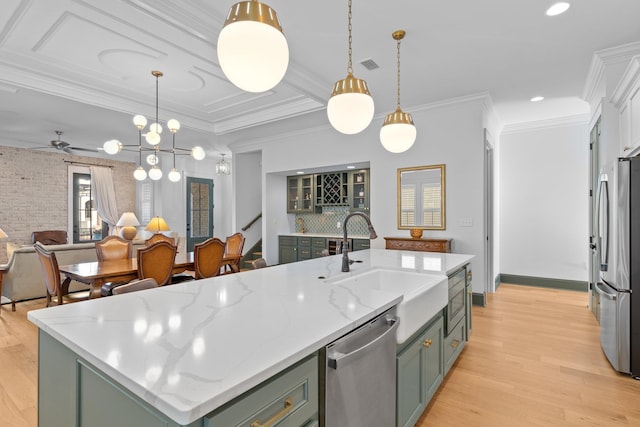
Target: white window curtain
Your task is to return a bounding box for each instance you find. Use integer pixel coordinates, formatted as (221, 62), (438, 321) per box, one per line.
(90, 166), (119, 234)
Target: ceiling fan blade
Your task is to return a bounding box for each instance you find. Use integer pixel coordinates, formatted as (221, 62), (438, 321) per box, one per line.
(62, 147), (74, 154)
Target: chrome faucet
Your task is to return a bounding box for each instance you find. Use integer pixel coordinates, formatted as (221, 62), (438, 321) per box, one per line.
(342, 212), (377, 272)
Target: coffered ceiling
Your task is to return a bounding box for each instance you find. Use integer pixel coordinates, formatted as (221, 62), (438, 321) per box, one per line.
(1, 0), (640, 159)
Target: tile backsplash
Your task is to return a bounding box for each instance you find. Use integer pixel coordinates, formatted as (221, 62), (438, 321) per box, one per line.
(295, 206), (370, 236)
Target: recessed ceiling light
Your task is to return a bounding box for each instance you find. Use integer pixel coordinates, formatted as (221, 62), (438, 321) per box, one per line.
(546, 2), (570, 16)
(531, 96), (545, 102)
(346, 165), (355, 169)
(296, 171), (305, 175)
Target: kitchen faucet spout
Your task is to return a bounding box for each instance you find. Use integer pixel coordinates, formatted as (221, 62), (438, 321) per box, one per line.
(342, 212), (377, 272)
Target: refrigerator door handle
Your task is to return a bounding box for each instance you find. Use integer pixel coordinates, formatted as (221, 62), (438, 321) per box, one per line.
(595, 282), (617, 301)
(597, 178), (610, 271)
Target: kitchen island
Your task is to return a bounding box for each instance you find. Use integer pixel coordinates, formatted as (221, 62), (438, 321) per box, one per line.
(28, 249), (473, 426)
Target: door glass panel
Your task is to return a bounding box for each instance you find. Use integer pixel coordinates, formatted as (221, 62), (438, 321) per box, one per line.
(186, 177), (213, 252)
(72, 173), (107, 243)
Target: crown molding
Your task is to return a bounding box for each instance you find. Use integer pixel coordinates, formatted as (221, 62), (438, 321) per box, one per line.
(501, 113), (590, 135)
(610, 55), (640, 108)
(214, 97), (324, 135)
(583, 41), (640, 104)
(408, 92), (490, 114)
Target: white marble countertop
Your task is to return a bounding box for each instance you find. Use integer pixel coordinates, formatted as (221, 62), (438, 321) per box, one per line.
(28, 249), (473, 425)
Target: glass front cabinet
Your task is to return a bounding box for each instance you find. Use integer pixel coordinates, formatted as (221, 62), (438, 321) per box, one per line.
(287, 175), (315, 213)
(350, 169), (369, 212)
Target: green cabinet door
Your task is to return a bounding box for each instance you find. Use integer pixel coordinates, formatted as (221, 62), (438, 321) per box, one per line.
(287, 175), (315, 213)
(351, 238), (370, 252)
(279, 236), (298, 264)
(396, 315), (444, 427)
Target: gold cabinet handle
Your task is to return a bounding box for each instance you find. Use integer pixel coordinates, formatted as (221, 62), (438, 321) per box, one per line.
(451, 340), (460, 349)
(423, 339), (432, 348)
(251, 397), (294, 427)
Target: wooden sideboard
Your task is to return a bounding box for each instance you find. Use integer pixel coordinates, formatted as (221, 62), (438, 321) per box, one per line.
(384, 237), (452, 253)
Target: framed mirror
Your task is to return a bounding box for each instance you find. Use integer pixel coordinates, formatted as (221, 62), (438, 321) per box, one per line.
(397, 164), (446, 230)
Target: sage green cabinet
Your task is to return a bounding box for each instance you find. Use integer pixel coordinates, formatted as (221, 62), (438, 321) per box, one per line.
(444, 317), (466, 376)
(205, 354), (318, 427)
(279, 236), (329, 264)
(350, 169), (370, 212)
(287, 175), (315, 213)
(311, 237), (328, 258)
(352, 238), (370, 252)
(396, 314), (444, 427)
(38, 330), (199, 427)
(279, 236), (298, 264)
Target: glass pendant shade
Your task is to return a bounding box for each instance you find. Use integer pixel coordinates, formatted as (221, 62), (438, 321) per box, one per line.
(133, 115), (147, 129)
(145, 130), (161, 145)
(148, 166), (162, 180)
(191, 146), (206, 160)
(146, 154), (158, 165)
(103, 139), (123, 154)
(167, 119), (180, 133)
(327, 73), (375, 134)
(168, 168), (181, 182)
(133, 166), (147, 181)
(217, 1), (289, 93)
(380, 108), (416, 153)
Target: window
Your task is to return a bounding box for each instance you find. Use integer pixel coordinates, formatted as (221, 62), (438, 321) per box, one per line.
(401, 184), (416, 226)
(71, 173), (108, 243)
(422, 183), (442, 227)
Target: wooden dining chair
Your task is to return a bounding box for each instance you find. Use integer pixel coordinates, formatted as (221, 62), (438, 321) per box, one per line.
(137, 241), (177, 286)
(112, 278), (158, 295)
(223, 232), (245, 274)
(145, 234), (176, 247)
(95, 235), (132, 261)
(34, 243), (90, 307)
(194, 238), (226, 279)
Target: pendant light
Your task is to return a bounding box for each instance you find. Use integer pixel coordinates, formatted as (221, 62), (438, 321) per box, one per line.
(217, 0), (289, 93)
(327, 0), (374, 135)
(380, 30), (416, 153)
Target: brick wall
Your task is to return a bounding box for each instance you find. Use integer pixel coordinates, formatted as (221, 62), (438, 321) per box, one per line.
(0, 145), (136, 263)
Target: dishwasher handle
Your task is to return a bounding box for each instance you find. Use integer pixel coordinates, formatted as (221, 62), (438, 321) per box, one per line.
(328, 317), (399, 370)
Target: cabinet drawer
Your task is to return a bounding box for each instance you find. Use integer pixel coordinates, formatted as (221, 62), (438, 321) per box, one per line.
(444, 319), (465, 375)
(298, 247), (312, 259)
(311, 238), (327, 248)
(298, 237), (312, 247)
(205, 355), (318, 427)
(279, 236), (297, 246)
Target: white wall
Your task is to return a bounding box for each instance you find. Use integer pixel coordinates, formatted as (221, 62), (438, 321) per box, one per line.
(499, 122), (589, 281)
(233, 151), (262, 250)
(236, 96), (489, 294)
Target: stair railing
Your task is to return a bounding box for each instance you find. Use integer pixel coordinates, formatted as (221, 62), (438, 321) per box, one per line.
(241, 212), (262, 232)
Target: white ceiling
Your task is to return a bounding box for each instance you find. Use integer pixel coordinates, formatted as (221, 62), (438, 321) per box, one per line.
(1, 0), (640, 160)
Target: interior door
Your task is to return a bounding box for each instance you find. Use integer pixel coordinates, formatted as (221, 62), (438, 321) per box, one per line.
(186, 177), (213, 252)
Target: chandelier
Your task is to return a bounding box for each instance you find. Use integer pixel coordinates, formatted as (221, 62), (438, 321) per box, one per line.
(216, 153), (231, 175)
(103, 71), (206, 182)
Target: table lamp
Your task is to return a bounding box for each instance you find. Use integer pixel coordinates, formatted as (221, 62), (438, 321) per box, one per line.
(145, 216), (170, 234)
(116, 212), (140, 240)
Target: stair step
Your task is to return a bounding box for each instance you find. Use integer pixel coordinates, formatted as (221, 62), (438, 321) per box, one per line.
(253, 251), (262, 258)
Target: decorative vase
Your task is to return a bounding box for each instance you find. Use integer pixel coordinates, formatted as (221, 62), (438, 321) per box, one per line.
(410, 228), (423, 238)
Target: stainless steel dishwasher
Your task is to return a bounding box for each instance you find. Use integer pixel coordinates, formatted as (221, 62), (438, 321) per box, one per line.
(323, 307), (399, 427)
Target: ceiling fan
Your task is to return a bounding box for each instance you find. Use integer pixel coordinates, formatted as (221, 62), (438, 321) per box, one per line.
(32, 130), (97, 154)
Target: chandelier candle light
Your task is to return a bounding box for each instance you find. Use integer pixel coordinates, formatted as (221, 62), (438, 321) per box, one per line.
(217, 0), (289, 92)
(103, 71), (205, 182)
(216, 153), (231, 175)
(327, 0), (374, 135)
(380, 30), (416, 153)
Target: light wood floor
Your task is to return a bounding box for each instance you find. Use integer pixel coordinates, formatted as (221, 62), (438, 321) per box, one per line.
(418, 284), (640, 426)
(0, 285), (639, 426)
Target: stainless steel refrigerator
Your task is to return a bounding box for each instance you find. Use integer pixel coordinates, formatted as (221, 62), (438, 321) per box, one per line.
(596, 156), (640, 378)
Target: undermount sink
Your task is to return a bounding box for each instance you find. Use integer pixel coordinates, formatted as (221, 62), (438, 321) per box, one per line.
(327, 268), (448, 344)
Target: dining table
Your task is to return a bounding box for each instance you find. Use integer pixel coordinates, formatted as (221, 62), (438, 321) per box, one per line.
(58, 252), (241, 299)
